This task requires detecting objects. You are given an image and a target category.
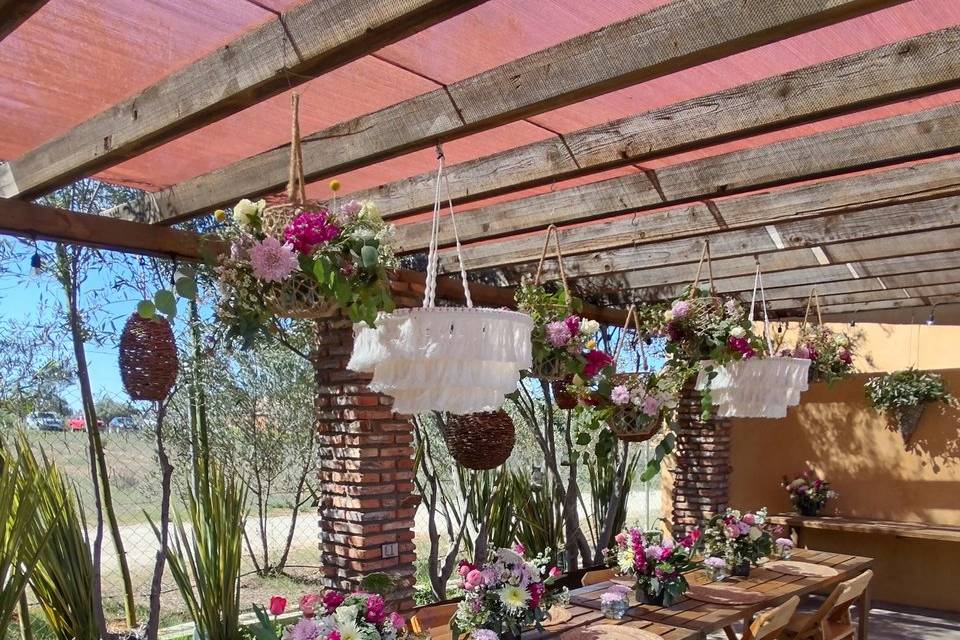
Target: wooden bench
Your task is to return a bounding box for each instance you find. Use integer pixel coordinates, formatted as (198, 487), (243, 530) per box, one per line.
(768, 514), (960, 543)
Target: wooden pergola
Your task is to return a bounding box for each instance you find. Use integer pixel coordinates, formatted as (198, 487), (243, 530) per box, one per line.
(2, 0), (959, 325)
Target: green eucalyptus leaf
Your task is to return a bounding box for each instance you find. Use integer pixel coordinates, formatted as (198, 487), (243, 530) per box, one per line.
(137, 300), (156, 319)
(360, 245), (379, 268)
(154, 290), (177, 318)
(175, 276), (198, 300)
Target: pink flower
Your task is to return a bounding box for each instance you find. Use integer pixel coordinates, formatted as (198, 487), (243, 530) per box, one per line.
(640, 394), (661, 417)
(364, 594), (386, 624)
(728, 336), (755, 359)
(269, 596), (287, 616)
(388, 612), (405, 631)
(681, 528), (701, 548)
(299, 593), (322, 618)
(614, 532), (627, 547)
(514, 543), (526, 555)
(288, 619), (320, 640)
(546, 320), (573, 347)
(321, 590), (345, 613)
(341, 200), (362, 217)
(839, 349), (852, 364)
(283, 210), (340, 254)
(457, 560), (473, 577)
(610, 385), (631, 406)
(465, 569), (484, 589)
(529, 582), (545, 608)
(724, 524), (740, 539)
(564, 315), (582, 335)
(249, 237), (299, 283)
(742, 513), (757, 525)
(584, 350), (614, 378)
(671, 299), (692, 319)
(328, 631), (341, 640)
(549, 566), (562, 578)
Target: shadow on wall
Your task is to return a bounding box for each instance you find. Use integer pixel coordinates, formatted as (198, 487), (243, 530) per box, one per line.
(729, 369), (960, 526)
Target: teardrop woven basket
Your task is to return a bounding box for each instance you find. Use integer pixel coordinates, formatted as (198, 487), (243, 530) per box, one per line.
(440, 410), (516, 470)
(119, 313), (179, 401)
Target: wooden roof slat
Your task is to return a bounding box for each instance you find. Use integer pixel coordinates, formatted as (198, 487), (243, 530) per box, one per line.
(767, 282), (960, 311)
(0, 0), (49, 42)
(103, 0), (905, 223)
(443, 154), (960, 275)
(758, 267), (960, 301)
(358, 25), (960, 226)
(572, 228), (960, 297)
(611, 250), (960, 302)
(0, 0), (487, 199)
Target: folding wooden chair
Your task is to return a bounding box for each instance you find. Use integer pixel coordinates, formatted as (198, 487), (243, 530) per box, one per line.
(410, 602), (458, 638)
(783, 570), (874, 640)
(726, 596), (800, 640)
(581, 567), (617, 586)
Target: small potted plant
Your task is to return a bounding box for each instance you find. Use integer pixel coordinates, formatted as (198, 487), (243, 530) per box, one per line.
(782, 467), (837, 517)
(865, 368), (955, 442)
(701, 508), (773, 578)
(451, 546), (567, 640)
(606, 526), (700, 606)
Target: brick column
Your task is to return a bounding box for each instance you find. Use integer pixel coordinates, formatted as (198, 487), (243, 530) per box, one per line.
(313, 314), (419, 613)
(670, 382), (731, 538)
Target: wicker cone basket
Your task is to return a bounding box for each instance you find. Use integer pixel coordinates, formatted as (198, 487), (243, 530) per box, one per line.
(551, 378), (578, 410)
(892, 404), (925, 443)
(440, 410), (516, 470)
(119, 314), (179, 401)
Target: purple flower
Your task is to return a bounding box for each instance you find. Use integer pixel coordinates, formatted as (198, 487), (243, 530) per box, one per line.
(249, 237), (299, 283)
(546, 320), (573, 347)
(775, 538), (794, 549)
(341, 200), (362, 217)
(704, 557), (726, 569)
(610, 385), (631, 406)
(283, 209), (340, 254)
(473, 631), (498, 640)
(671, 299), (692, 319)
(364, 594), (386, 624)
(640, 394), (661, 417)
(388, 612), (405, 631)
(287, 619), (320, 640)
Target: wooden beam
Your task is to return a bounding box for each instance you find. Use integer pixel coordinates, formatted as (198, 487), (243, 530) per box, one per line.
(104, 0), (905, 223)
(0, 0), (487, 199)
(356, 25), (960, 225)
(612, 251), (960, 303)
(417, 103), (960, 256)
(758, 267), (960, 301)
(767, 282), (960, 312)
(444, 155), (960, 275)
(0, 198), (624, 324)
(0, 0), (48, 41)
(573, 228), (960, 299)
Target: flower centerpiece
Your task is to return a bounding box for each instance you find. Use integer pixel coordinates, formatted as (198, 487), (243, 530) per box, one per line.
(774, 538), (795, 560)
(865, 368), (955, 442)
(274, 591), (406, 640)
(599, 585), (631, 620)
(782, 468), (838, 517)
(701, 508), (773, 577)
(515, 280), (610, 383)
(606, 527), (700, 607)
(788, 326), (855, 384)
(452, 547), (566, 640)
(703, 557), (728, 582)
(215, 196), (397, 347)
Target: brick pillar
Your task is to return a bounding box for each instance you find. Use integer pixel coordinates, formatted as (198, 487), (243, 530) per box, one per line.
(313, 314), (419, 613)
(670, 382), (731, 538)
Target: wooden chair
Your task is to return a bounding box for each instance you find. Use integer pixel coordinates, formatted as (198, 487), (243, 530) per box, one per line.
(726, 596), (800, 640)
(410, 602), (458, 636)
(782, 570), (873, 640)
(581, 567), (616, 586)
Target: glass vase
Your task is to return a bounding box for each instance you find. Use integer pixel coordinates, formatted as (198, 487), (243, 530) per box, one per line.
(731, 559), (751, 577)
(705, 565), (729, 582)
(601, 598), (629, 620)
(635, 587), (667, 607)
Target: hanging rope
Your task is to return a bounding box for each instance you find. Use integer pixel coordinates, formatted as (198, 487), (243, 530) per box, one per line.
(423, 144), (473, 309)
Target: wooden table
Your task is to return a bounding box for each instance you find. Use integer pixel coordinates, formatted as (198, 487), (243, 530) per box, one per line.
(568, 549), (875, 640)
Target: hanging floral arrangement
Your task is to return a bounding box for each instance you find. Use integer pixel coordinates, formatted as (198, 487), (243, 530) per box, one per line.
(515, 226), (611, 382)
(787, 325), (855, 384)
(214, 94), (396, 347)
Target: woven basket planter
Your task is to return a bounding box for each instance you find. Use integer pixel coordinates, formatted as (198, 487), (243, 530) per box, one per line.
(119, 314), (178, 401)
(260, 201), (334, 320)
(605, 373), (662, 442)
(441, 410), (515, 470)
(551, 378), (578, 410)
(892, 404), (925, 443)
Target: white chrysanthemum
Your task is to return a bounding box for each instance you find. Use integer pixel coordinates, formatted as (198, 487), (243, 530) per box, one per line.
(617, 550), (635, 574)
(498, 585), (530, 611)
(580, 319), (600, 336)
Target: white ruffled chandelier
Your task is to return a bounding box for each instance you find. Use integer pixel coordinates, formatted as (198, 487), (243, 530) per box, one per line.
(347, 149), (533, 415)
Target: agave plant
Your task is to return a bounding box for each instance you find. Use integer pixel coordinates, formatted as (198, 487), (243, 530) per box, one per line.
(157, 463), (247, 640)
(0, 444), (49, 636)
(12, 435), (98, 640)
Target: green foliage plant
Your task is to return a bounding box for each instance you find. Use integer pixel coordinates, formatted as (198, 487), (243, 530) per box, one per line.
(156, 463), (247, 640)
(865, 368), (954, 412)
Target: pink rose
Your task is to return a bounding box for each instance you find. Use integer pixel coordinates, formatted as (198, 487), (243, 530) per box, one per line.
(549, 567), (562, 578)
(299, 593), (322, 618)
(614, 532), (627, 546)
(742, 513), (756, 525)
(724, 524), (740, 539)
(584, 350), (614, 378)
(321, 590), (345, 613)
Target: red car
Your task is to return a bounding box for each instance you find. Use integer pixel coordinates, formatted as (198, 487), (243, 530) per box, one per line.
(66, 416), (104, 431)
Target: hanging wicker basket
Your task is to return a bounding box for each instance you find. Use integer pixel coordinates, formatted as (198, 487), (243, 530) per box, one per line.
(440, 410), (516, 470)
(529, 226), (576, 382)
(119, 313), (178, 401)
(551, 378), (577, 410)
(891, 404), (925, 443)
(604, 373), (663, 443)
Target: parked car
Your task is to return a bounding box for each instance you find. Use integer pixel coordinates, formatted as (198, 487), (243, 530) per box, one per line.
(66, 415), (104, 431)
(108, 416), (139, 432)
(26, 412), (63, 431)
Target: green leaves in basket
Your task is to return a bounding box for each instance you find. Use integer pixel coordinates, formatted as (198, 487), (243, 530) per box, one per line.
(175, 275), (197, 300)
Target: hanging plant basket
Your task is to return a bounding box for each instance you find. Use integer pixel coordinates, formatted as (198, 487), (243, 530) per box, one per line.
(605, 374), (663, 443)
(551, 378), (577, 410)
(119, 313), (178, 401)
(891, 404), (925, 442)
(440, 410), (515, 470)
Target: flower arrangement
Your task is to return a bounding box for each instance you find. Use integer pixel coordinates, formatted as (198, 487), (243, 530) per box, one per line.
(606, 527), (700, 606)
(661, 290), (762, 367)
(599, 585), (630, 620)
(774, 538), (795, 560)
(701, 508), (773, 577)
(515, 280), (610, 381)
(581, 365), (684, 443)
(215, 196), (397, 347)
(267, 590), (406, 640)
(788, 326), (855, 383)
(782, 468), (837, 517)
(452, 547), (566, 640)
(702, 556), (728, 582)
(865, 369), (954, 413)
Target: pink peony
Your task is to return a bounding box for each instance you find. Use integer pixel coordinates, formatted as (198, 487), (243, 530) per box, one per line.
(364, 594), (386, 624)
(741, 513), (757, 525)
(388, 612), (405, 631)
(299, 593), (322, 618)
(584, 350), (614, 378)
(640, 394), (661, 417)
(283, 209), (340, 254)
(249, 237), (299, 283)
(724, 524), (741, 539)
(321, 590), (345, 613)
(546, 320), (573, 347)
(610, 385), (631, 406)
(671, 299), (692, 319)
